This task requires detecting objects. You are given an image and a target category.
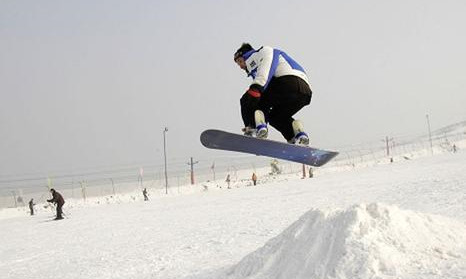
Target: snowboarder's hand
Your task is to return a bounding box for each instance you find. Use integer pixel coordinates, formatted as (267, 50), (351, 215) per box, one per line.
(241, 89), (261, 105)
(246, 88), (261, 98)
(246, 84), (263, 98)
(242, 126), (255, 136)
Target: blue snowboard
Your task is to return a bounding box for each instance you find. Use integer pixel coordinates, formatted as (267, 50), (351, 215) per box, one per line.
(200, 129), (338, 167)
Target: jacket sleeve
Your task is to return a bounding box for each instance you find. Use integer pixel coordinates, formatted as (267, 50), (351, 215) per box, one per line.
(48, 192), (58, 203)
(251, 46), (276, 90)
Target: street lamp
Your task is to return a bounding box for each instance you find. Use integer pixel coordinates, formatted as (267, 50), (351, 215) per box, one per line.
(426, 114), (433, 155)
(163, 127), (168, 194)
(109, 178), (115, 196)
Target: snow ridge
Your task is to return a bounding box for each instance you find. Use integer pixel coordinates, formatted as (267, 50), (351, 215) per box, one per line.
(222, 203), (466, 279)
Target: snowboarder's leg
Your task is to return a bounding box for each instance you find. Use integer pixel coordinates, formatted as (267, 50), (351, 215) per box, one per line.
(268, 115), (295, 141)
(254, 110), (268, 139)
(292, 120), (310, 145)
(240, 92), (260, 134)
(267, 94), (310, 142)
(240, 91), (269, 138)
(265, 76), (312, 143)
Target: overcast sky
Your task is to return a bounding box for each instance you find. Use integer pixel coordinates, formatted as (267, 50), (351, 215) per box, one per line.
(1, 0), (466, 177)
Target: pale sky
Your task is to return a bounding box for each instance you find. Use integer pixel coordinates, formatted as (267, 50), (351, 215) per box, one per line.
(1, 0), (466, 177)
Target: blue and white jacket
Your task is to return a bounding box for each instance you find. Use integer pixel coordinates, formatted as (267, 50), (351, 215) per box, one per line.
(242, 46), (310, 92)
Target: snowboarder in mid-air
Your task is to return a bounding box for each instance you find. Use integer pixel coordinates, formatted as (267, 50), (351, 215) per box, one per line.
(234, 43), (312, 145)
(199, 44), (338, 167)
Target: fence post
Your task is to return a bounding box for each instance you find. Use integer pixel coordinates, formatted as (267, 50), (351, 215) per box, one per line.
(11, 191), (17, 208)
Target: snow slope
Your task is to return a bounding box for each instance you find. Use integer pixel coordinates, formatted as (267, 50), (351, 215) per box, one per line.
(1, 151), (465, 279)
(220, 203), (465, 279)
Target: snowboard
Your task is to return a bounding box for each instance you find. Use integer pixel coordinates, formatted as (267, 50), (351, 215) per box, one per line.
(200, 129), (339, 167)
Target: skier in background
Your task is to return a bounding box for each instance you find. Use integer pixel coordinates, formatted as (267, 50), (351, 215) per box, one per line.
(142, 188), (149, 201)
(28, 198), (35, 216)
(234, 43), (312, 145)
(252, 173), (258, 186)
(225, 174), (231, 189)
(47, 189), (65, 220)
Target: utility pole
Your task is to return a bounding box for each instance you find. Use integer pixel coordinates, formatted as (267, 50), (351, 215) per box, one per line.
(187, 157), (199, 185)
(426, 114), (434, 155)
(384, 136), (394, 156)
(163, 127), (169, 194)
(71, 178), (75, 198)
(139, 167), (144, 189)
(12, 191), (17, 208)
(110, 178), (115, 196)
(80, 181), (87, 201)
(211, 161), (216, 181)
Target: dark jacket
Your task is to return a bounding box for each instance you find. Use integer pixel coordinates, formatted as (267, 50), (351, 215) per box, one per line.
(47, 190), (65, 206)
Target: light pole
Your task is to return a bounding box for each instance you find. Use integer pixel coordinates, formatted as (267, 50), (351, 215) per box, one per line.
(187, 157), (199, 185)
(163, 127), (168, 194)
(109, 178), (115, 196)
(426, 114), (433, 155)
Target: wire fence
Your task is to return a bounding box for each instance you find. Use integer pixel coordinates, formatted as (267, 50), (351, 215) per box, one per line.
(1, 121), (465, 209)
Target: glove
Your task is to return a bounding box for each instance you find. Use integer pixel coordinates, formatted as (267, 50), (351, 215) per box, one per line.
(246, 84), (263, 98)
(242, 126), (255, 136)
(246, 88), (261, 98)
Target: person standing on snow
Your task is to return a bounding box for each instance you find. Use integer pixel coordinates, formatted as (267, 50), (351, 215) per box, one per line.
(47, 189), (65, 220)
(234, 43), (312, 145)
(28, 198), (35, 216)
(252, 173), (258, 186)
(142, 188), (149, 201)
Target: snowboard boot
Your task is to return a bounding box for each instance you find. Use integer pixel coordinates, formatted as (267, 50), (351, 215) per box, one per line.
(292, 120), (310, 146)
(255, 110), (268, 139)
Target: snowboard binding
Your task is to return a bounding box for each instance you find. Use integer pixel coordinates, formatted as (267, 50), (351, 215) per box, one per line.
(255, 110), (268, 139)
(242, 110), (269, 138)
(291, 120), (310, 146)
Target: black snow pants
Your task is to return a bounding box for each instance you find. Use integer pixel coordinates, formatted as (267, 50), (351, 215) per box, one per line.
(240, 75), (312, 141)
(56, 203), (64, 219)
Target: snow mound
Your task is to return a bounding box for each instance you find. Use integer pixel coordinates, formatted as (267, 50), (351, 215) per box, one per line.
(223, 203), (466, 279)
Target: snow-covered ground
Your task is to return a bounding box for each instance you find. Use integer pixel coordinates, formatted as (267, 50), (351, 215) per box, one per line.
(1, 150), (465, 279)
